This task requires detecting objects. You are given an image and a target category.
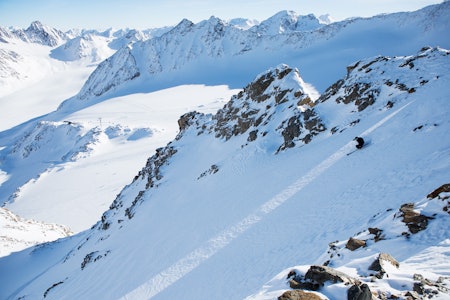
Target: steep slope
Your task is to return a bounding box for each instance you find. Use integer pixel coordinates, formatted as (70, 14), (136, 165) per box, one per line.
(1, 85), (238, 232)
(67, 1), (450, 106)
(0, 47), (448, 300)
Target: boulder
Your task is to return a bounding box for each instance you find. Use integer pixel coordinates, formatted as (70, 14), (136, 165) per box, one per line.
(278, 290), (323, 300)
(368, 253), (399, 279)
(399, 203), (431, 234)
(347, 283), (372, 300)
(304, 265), (360, 286)
(345, 237), (366, 251)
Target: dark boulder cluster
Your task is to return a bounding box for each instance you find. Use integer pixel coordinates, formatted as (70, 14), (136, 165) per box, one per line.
(286, 265), (372, 300)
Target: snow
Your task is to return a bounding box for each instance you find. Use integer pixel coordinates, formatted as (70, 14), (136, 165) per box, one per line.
(0, 207), (71, 257)
(2, 85), (238, 232)
(0, 4), (450, 300)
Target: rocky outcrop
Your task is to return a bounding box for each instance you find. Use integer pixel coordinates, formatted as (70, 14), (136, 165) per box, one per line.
(347, 283), (372, 300)
(368, 253), (399, 279)
(398, 203), (432, 234)
(212, 65), (325, 151)
(345, 237), (366, 251)
(288, 265), (360, 291)
(278, 289), (323, 300)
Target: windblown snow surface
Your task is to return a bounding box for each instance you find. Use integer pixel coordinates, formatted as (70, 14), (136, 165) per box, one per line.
(0, 2), (450, 300)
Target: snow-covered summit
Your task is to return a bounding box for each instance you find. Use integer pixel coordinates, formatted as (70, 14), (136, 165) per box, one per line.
(69, 1), (450, 104)
(13, 21), (67, 47)
(250, 10), (323, 34)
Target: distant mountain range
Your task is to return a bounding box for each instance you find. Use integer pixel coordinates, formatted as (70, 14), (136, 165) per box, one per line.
(0, 2), (450, 299)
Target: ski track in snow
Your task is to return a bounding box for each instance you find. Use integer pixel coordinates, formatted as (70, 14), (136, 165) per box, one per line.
(119, 102), (412, 300)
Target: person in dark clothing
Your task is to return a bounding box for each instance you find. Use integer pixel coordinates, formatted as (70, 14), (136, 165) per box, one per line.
(354, 137), (364, 149)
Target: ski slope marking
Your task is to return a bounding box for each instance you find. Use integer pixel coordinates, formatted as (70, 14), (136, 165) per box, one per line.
(119, 102), (412, 300)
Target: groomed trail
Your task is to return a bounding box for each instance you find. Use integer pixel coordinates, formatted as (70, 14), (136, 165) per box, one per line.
(120, 102), (412, 300)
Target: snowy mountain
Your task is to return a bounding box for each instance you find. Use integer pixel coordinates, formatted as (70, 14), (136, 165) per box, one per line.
(9, 21), (67, 47)
(0, 207), (71, 258)
(68, 1), (450, 105)
(1, 44), (449, 299)
(249, 10), (323, 34)
(0, 21), (169, 101)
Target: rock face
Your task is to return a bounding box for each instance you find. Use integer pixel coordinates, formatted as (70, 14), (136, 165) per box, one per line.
(288, 265), (360, 291)
(212, 65), (325, 151)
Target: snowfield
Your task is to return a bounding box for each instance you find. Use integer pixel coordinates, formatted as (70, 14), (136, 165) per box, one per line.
(0, 3), (450, 300)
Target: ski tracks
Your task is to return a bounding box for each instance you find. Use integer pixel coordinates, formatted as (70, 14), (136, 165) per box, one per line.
(119, 102), (413, 300)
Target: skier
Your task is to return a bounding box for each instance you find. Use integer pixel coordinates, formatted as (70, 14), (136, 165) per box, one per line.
(354, 136), (364, 149)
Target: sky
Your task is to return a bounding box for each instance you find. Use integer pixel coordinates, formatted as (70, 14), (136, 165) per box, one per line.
(0, 0), (444, 30)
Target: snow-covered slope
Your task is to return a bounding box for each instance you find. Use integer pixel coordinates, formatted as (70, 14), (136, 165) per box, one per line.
(249, 184), (450, 299)
(0, 21), (167, 103)
(68, 1), (450, 106)
(1, 84), (237, 232)
(1, 46), (448, 300)
(0, 207), (71, 258)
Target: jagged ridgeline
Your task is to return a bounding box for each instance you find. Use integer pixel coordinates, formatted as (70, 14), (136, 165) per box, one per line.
(1, 17), (450, 300)
(100, 46), (449, 232)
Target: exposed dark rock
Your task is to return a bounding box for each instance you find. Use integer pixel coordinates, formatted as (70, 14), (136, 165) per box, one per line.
(335, 82), (377, 112)
(178, 111), (202, 132)
(412, 273), (449, 296)
(197, 164), (219, 179)
(427, 183), (450, 199)
(279, 116), (302, 150)
(247, 130), (258, 142)
(304, 265), (360, 287)
(319, 79), (344, 102)
(368, 227), (384, 242)
(405, 291), (420, 299)
(345, 237), (366, 251)
(81, 250), (110, 270)
(44, 281), (64, 298)
(213, 65), (325, 151)
(245, 70), (278, 103)
(368, 253), (399, 279)
(278, 290), (323, 300)
(399, 203), (432, 234)
(347, 283), (372, 300)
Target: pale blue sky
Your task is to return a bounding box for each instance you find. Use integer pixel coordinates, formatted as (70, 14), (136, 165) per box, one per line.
(0, 0), (443, 30)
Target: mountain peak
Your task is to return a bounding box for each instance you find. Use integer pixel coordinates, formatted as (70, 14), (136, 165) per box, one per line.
(27, 20), (44, 31)
(22, 20), (67, 46)
(209, 64), (325, 151)
(253, 10), (322, 34)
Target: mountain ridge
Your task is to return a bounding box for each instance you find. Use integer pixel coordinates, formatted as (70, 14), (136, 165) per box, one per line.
(65, 1), (450, 108)
(1, 45), (448, 299)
